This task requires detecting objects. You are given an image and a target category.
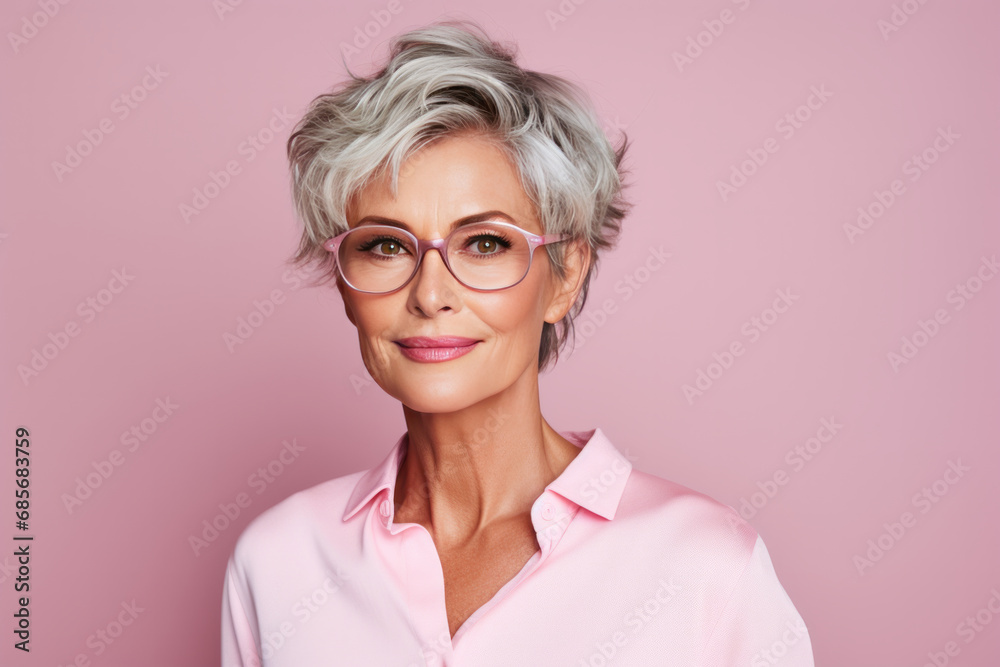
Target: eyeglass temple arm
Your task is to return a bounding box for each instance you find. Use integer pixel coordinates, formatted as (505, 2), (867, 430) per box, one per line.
(534, 232), (570, 246)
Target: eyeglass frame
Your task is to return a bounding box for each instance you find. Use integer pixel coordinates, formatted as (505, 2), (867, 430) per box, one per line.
(322, 219), (571, 294)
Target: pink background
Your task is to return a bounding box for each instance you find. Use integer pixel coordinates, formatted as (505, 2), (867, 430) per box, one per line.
(2, 0), (998, 665)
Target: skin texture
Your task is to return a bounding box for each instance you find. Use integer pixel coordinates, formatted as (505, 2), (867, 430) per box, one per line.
(336, 131), (591, 638)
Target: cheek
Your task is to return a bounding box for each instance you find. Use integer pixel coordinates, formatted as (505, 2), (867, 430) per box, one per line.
(478, 289), (548, 354)
(349, 300), (397, 381)
(361, 337), (403, 392)
(496, 299), (546, 377)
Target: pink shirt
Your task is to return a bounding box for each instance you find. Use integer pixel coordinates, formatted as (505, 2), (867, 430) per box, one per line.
(221, 427), (814, 666)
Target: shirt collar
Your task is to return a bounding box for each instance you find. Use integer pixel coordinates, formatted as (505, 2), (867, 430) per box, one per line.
(342, 427), (632, 523)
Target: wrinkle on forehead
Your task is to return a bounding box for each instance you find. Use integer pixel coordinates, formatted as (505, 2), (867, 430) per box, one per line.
(346, 133), (542, 237)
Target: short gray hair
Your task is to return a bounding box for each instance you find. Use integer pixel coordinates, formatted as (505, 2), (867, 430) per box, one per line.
(286, 19), (632, 371)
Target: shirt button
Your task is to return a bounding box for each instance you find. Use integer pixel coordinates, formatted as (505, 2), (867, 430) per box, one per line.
(380, 500), (392, 517)
(541, 504), (554, 520)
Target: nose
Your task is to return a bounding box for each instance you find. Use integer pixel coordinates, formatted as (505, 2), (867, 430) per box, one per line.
(408, 245), (459, 312)
(416, 245), (450, 280)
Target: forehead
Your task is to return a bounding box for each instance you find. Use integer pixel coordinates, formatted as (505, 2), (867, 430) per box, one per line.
(346, 133), (541, 233)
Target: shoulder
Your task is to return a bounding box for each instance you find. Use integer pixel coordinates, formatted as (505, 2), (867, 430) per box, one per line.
(229, 470), (366, 568)
(619, 472), (814, 662)
(614, 467), (759, 572)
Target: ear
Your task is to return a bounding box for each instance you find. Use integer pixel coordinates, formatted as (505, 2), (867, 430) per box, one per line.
(544, 238), (591, 325)
(336, 277), (357, 327)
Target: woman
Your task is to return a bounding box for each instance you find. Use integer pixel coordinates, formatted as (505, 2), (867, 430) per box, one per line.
(221, 20), (814, 666)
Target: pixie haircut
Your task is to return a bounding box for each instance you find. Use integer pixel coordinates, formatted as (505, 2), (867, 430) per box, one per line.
(286, 19), (632, 372)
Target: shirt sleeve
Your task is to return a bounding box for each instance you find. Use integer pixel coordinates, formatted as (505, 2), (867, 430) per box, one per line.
(698, 534), (814, 666)
(221, 554), (263, 667)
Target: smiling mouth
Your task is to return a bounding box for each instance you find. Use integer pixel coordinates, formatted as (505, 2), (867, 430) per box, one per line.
(393, 338), (480, 362)
(394, 336), (480, 348)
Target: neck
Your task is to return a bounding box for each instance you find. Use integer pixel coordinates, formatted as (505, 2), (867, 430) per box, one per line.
(393, 367), (580, 547)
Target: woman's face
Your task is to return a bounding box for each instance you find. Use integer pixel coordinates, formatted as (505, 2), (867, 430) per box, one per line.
(337, 132), (586, 414)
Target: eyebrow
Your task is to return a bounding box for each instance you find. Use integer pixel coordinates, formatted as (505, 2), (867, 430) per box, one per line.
(354, 210), (517, 231)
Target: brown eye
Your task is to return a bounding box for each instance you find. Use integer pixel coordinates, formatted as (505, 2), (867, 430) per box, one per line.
(355, 235), (410, 257)
(464, 232), (512, 256)
(476, 238), (499, 254)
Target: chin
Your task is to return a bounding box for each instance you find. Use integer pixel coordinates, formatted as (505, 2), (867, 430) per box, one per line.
(391, 379), (492, 415)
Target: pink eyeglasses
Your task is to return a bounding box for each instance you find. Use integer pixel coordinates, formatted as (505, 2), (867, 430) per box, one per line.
(323, 219), (569, 294)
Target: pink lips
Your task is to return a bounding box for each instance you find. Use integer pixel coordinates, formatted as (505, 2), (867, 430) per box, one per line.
(394, 336), (480, 362)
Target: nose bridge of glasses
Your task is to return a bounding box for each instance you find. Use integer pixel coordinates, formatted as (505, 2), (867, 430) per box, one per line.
(419, 237), (448, 253)
(412, 237), (456, 284)
(416, 237), (450, 265)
